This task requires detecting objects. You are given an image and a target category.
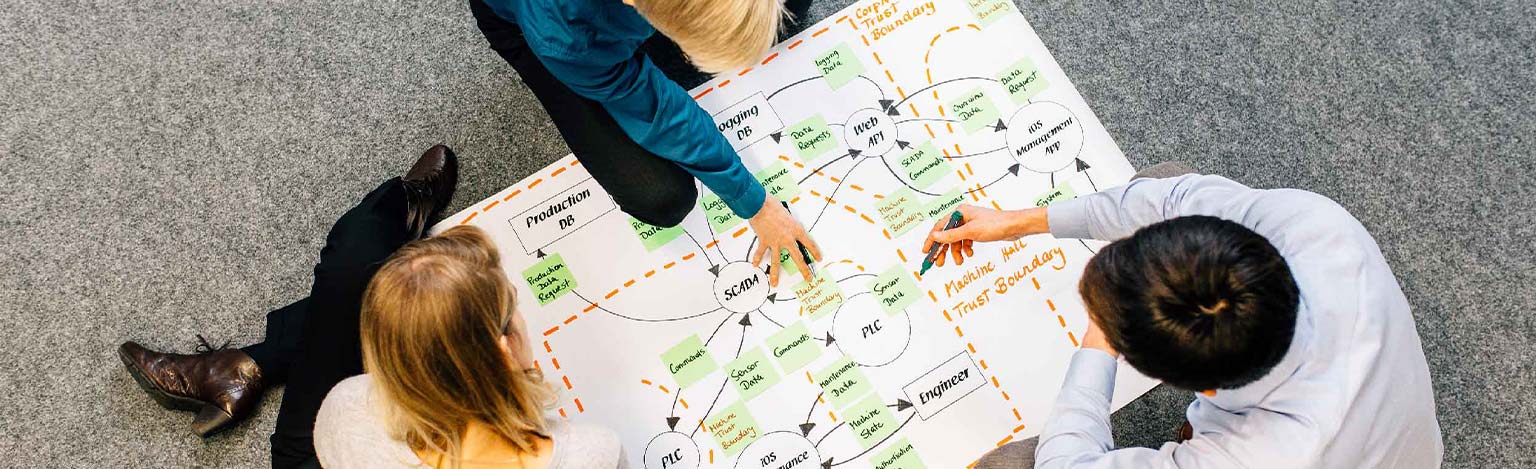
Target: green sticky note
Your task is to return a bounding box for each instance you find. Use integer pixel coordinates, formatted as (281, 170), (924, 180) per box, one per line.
(793, 272), (844, 320)
(755, 161), (802, 201)
(1033, 184), (1078, 207)
(704, 400), (762, 456)
(871, 438), (925, 469)
(700, 192), (745, 233)
(923, 188), (966, 220)
(869, 265), (921, 315)
(776, 249), (801, 279)
(661, 335), (718, 388)
(965, 0), (1017, 26)
(814, 43), (865, 90)
(521, 254), (577, 306)
(947, 87), (1002, 134)
(766, 321), (823, 373)
(896, 142), (952, 190)
(787, 115), (838, 162)
(724, 347), (781, 401)
(629, 217), (683, 251)
(998, 58), (1049, 104)
(874, 188), (927, 236)
(814, 357), (874, 409)
(845, 394), (900, 448)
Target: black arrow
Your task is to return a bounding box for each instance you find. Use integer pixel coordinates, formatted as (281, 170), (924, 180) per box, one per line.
(991, 118), (1008, 132)
(878, 98), (895, 111)
(799, 422), (817, 436)
(1075, 157), (1091, 172)
(820, 332), (836, 346)
(766, 293), (779, 303)
(888, 399), (913, 411)
(708, 264), (722, 276)
(847, 149), (862, 158)
(738, 313), (752, 327)
(822, 459), (834, 469)
(665, 416), (680, 430)
(1008, 163), (1022, 176)
(896, 140), (911, 150)
(535, 249), (547, 258)
(770, 131), (783, 143)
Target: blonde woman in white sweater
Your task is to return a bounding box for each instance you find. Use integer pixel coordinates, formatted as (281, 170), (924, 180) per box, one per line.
(314, 226), (625, 468)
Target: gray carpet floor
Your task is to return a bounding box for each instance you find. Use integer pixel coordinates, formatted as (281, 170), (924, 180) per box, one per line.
(1, 0), (1532, 467)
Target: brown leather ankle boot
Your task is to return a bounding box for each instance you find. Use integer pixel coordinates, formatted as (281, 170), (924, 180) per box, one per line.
(118, 338), (265, 437)
(402, 144), (459, 239)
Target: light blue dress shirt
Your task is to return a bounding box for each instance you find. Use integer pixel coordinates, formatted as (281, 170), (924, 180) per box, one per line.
(483, 0), (766, 218)
(1036, 175), (1443, 468)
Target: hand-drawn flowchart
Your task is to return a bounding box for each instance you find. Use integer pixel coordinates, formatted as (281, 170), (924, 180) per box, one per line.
(436, 0), (1159, 467)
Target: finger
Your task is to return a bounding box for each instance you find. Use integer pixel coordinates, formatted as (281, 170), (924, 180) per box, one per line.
(767, 250), (781, 286)
(953, 240), (966, 265)
(934, 245), (948, 267)
(751, 240), (768, 266)
(920, 216), (954, 251)
(964, 240), (975, 258)
(790, 247), (813, 283)
(931, 224), (977, 244)
(801, 234), (823, 263)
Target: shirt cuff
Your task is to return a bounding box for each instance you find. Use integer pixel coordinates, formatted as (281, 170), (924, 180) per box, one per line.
(723, 179), (767, 219)
(1047, 198), (1094, 240)
(1065, 348), (1119, 398)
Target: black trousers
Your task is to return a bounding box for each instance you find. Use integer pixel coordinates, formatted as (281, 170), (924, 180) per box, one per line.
(466, 0), (812, 227)
(240, 178), (414, 468)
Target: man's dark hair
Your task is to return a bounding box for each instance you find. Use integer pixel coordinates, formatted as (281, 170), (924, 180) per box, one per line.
(1079, 215), (1299, 391)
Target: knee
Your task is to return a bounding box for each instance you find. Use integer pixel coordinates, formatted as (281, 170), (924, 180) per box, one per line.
(624, 183), (697, 228)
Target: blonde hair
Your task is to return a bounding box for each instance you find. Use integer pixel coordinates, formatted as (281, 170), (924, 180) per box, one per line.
(360, 226), (553, 468)
(633, 0), (787, 74)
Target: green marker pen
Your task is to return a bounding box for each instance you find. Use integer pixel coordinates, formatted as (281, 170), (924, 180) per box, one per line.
(919, 211), (965, 275)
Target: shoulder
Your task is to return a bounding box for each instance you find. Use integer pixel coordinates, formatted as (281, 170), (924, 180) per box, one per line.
(549, 420), (626, 468)
(315, 375), (424, 468)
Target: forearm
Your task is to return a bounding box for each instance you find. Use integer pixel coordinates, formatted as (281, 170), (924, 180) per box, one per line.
(1035, 349), (1119, 468)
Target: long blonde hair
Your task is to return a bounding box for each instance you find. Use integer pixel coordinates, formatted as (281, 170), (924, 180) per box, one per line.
(633, 0), (787, 74)
(360, 226), (553, 467)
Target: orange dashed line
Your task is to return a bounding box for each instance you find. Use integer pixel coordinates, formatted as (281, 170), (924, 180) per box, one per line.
(790, 196), (801, 204)
(955, 326), (964, 337)
(818, 395), (826, 404)
(860, 214), (875, 224)
(552, 167), (567, 177)
(882, 229), (892, 240)
(924, 124), (936, 138)
(562, 376), (573, 389)
(483, 200), (500, 211)
(659, 385), (670, 394)
(543, 341), (552, 353)
(534, 360), (542, 372)
(693, 87), (714, 99)
(896, 86), (906, 98)
(946, 122), (955, 133)
(788, 40), (804, 49)
(569, 160), (580, 167)
(872, 51), (884, 64)
(957, 169), (968, 181)
(503, 189), (523, 201)
(828, 411), (838, 422)
(644, 270), (657, 278)
(681, 399), (691, 409)
(1012, 424), (1026, 434)
(947, 26), (962, 33)
(961, 151), (970, 166)
(829, 176), (842, 183)
(563, 315), (578, 325)
(843, 205), (857, 214)
(806, 371), (814, 383)
(575, 398), (585, 412)
(738, 67), (754, 76)
(980, 359), (989, 369)
(605, 289), (619, 299)
(884, 70), (895, 82)
(460, 212), (479, 225)
(997, 435), (1014, 446)
(979, 184), (988, 198)
(926, 69), (933, 84)
(709, 449), (715, 464)
(898, 249), (909, 263)
(760, 53), (780, 65)
(861, 35), (870, 46)
(991, 200), (1004, 211)
(813, 27), (831, 37)
(943, 310), (952, 321)
(1068, 331), (1080, 347)
(809, 189), (823, 197)
(704, 240), (719, 248)
(1047, 299), (1057, 311)
(1057, 315), (1067, 327)
(732, 227), (749, 238)
(927, 290), (937, 302)
(641, 379), (653, 386)
(1013, 409), (1023, 420)
(663, 262), (677, 271)
(1032, 278), (1041, 290)
(793, 162), (805, 168)
(558, 408), (567, 418)
(623, 279), (636, 287)
(968, 24), (982, 31)
(938, 106), (947, 117)
(543, 326), (559, 336)
(991, 376), (1001, 388)
(873, 194), (885, 199)
(1001, 391), (1011, 401)
(943, 148), (952, 158)
(718, 79), (732, 88)
(849, 184), (866, 191)
(529, 178), (544, 188)
(967, 343), (977, 353)
(924, 50), (932, 63)
(909, 103), (921, 116)
(929, 34), (942, 47)
(682, 253), (696, 260)
(933, 90), (940, 100)
(552, 357), (562, 369)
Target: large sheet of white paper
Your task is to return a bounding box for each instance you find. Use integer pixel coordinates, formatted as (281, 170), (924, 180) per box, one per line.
(434, 0), (1158, 466)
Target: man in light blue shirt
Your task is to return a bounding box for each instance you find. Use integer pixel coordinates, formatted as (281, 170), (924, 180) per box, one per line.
(927, 173), (1442, 468)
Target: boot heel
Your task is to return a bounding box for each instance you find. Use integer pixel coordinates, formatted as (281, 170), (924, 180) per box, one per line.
(191, 405), (235, 437)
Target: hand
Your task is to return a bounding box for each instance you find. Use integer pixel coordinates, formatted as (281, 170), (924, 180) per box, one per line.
(918, 205), (1047, 268)
(1081, 317), (1120, 358)
(748, 196), (822, 287)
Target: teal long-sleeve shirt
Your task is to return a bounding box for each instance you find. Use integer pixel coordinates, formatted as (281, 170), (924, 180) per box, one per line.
(483, 0), (766, 219)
